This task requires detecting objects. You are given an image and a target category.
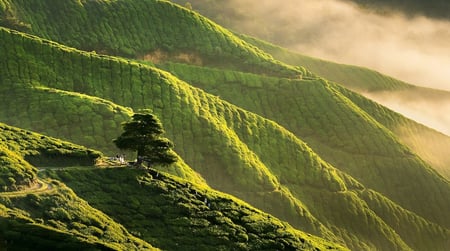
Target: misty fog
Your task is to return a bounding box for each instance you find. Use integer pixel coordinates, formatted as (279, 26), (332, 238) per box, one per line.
(224, 0), (450, 91)
(207, 0), (450, 135)
(364, 91), (450, 135)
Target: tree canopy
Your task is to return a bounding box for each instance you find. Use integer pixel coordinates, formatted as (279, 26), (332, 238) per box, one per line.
(113, 111), (177, 167)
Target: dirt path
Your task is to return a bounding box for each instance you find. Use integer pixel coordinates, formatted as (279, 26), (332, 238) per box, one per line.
(0, 165), (118, 197)
(0, 179), (55, 197)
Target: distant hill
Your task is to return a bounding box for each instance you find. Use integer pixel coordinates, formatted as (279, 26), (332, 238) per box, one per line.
(240, 35), (450, 180)
(0, 0), (306, 78)
(345, 0), (450, 19)
(170, 0), (450, 138)
(0, 0), (449, 250)
(0, 25), (448, 250)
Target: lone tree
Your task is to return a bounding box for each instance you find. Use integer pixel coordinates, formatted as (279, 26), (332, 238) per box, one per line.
(113, 111), (177, 167)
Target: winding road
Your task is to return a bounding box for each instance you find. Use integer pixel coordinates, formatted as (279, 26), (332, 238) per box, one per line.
(0, 171), (55, 197)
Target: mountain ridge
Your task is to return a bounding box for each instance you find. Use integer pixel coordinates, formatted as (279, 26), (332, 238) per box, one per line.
(0, 0), (449, 250)
(239, 34), (450, 180)
(0, 121), (347, 251)
(1, 25), (448, 250)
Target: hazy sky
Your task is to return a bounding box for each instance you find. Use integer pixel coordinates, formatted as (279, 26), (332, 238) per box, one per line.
(211, 0), (450, 135)
(226, 0), (450, 91)
(365, 91), (450, 135)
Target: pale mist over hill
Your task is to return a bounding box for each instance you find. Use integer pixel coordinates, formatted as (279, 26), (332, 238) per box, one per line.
(184, 0), (450, 135)
(219, 0), (450, 91)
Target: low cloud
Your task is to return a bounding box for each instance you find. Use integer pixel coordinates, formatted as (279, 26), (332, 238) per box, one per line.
(224, 0), (450, 91)
(364, 91), (450, 136)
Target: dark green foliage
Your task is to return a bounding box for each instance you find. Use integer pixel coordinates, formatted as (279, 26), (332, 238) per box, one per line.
(158, 62), (450, 232)
(0, 26), (449, 250)
(0, 122), (101, 167)
(0, 217), (115, 251)
(0, 0), (302, 78)
(241, 35), (450, 180)
(45, 167), (347, 251)
(0, 122), (101, 191)
(0, 1), (449, 250)
(114, 112), (177, 167)
(0, 184), (157, 250)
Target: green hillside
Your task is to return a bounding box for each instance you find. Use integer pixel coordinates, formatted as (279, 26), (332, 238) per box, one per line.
(0, 0), (449, 250)
(0, 145), (36, 191)
(158, 62), (450, 228)
(0, 123), (347, 251)
(165, 0), (450, 180)
(44, 167), (348, 251)
(0, 214), (119, 251)
(0, 123), (156, 250)
(1, 26), (449, 250)
(0, 84), (133, 155)
(0, 26), (341, 244)
(0, 183), (157, 250)
(241, 36), (450, 180)
(0, 122), (344, 251)
(0, 122), (100, 191)
(0, 0), (308, 78)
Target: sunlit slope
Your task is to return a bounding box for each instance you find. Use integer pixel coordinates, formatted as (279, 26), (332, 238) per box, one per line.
(1, 28), (449, 250)
(0, 27), (343, 245)
(356, 189), (450, 251)
(5, 0), (447, 165)
(45, 167), (349, 251)
(0, 84), (133, 155)
(0, 122), (100, 191)
(332, 85), (450, 180)
(0, 184), (157, 250)
(0, 86), (205, 186)
(0, 31), (204, 184)
(0, 145), (36, 191)
(239, 35), (410, 92)
(159, 62), (450, 226)
(0, 123), (155, 249)
(0, 0), (306, 78)
(244, 37), (450, 180)
(0, 1), (448, 250)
